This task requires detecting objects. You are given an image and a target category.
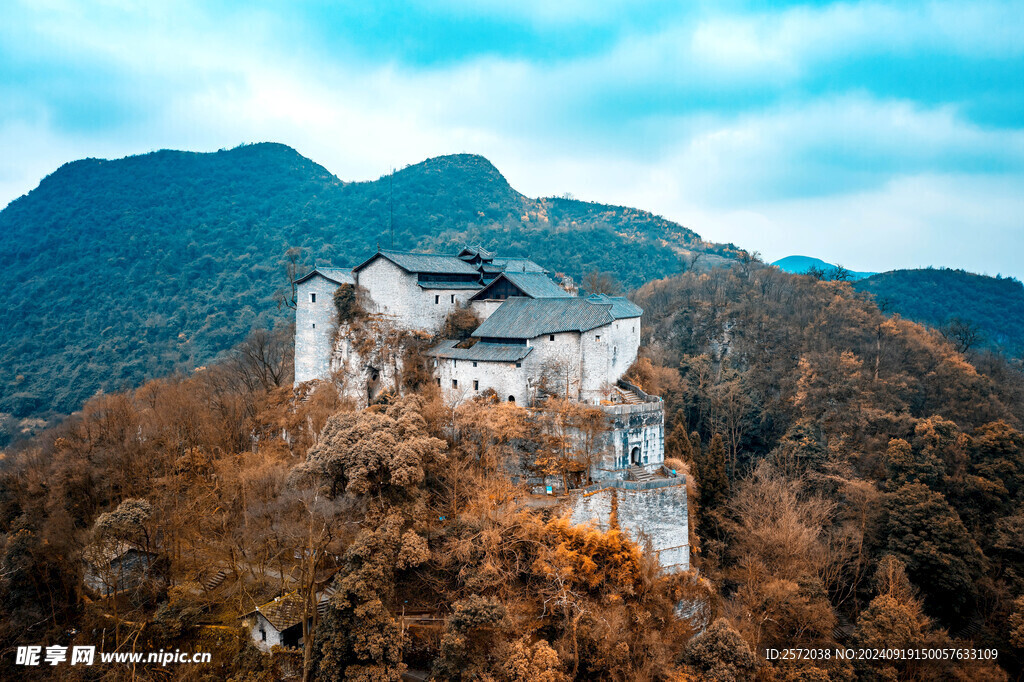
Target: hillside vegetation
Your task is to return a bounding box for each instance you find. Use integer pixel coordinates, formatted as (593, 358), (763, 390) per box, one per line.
(855, 267), (1024, 356)
(2, 264), (1023, 679)
(0, 143), (736, 425)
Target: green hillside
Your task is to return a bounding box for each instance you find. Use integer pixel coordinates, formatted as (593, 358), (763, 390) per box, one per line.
(854, 268), (1024, 355)
(0, 143), (736, 419)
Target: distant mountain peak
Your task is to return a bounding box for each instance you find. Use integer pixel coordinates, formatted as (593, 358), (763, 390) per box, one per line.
(396, 153), (514, 190)
(772, 255), (875, 280)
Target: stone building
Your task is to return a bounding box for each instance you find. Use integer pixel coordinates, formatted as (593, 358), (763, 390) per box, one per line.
(294, 267), (354, 384)
(293, 246), (660, 471)
(292, 246), (686, 569)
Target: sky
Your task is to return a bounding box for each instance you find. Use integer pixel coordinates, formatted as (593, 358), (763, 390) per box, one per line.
(2, 0), (1023, 278)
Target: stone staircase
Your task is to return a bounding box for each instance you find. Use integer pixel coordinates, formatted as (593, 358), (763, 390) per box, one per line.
(628, 465), (655, 483)
(615, 386), (642, 404)
(317, 584), (339, 616)
(201, 568), (228, 592)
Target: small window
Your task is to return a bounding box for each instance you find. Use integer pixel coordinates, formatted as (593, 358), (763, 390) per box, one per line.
(436, 378), (441, 386)
(472, 361), (478, 367)
(450, 294), (455, 303)
(473, 380), (479, 390)
(595, 335), (601, 342)
(452, 379), (458, 389)
(549, 334), (555, 341)
(310, 293), (316, 303)
(260, 628), (266, 641)
(515, 362), (522, 368)
(312, 323), (316, 329)
(435, 295), (440, 304)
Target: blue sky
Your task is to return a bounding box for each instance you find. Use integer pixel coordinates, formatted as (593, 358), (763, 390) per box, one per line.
(2, 0), (1023, 277)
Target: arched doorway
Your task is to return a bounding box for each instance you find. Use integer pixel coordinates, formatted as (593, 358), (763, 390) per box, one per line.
(507, 395), (515, 403)
(630, 446), (641, 466)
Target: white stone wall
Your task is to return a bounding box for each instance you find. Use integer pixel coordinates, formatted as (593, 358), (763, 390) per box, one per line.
(569, 483), (689, 572)
(434, 356), (530, 404)
(295, 274), (344, 384)
(356, 257), (477, 333)
(523, 331), (583, 402)
(469, 299), (503, 321)
(248, 613), (283, 652)
(432, 317), (642, 407)
(579, 317), (641, 403)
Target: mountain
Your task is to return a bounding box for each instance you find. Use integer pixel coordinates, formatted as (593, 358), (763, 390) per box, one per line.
(772, 255), (875, 280)
(0, 143), (740, 420)
(854, 268), (1024, 355)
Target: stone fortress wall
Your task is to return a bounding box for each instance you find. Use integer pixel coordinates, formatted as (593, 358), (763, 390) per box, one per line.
(569, 477), (690, 572)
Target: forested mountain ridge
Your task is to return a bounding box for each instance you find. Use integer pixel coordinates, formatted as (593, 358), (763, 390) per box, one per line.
(854, 267), (1024, 356)
(0, 143), (736, 423)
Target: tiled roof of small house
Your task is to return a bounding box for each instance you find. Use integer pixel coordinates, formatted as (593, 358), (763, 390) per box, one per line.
(252, 592), (306, 632)
(483, 257), (547, 274)
(458, 245), (494, 260)
(472, 297), (618, 339)
(294, 267), (355, 285)
(429, 339), (534, 362)
(587, 294), (643, 319)
(353, 250), (480, 275)
(470, 272), (572, 301)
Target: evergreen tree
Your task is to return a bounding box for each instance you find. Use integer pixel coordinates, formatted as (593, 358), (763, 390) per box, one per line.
(883, 483), (985, 622)
(700, 434), (730, 509)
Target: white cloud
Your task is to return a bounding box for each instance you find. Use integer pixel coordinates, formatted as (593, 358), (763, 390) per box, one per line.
(689, 0), (1024, 77)
(3, 0), (1024, 280)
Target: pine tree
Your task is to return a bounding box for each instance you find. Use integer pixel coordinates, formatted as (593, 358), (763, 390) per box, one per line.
(701, 434), (730, 509)
(690, 431), (703, 470)
(665, 411), (694, 464)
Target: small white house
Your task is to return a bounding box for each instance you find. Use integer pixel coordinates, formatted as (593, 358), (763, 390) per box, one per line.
(242, 593), (309, 652)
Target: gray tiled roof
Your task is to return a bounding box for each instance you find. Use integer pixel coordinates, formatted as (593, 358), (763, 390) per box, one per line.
(472, 297), (618, 339)
(253, 592), (305, 632)
(587, 294), (643, 319)
(429, 339), (533, 362)
(485, 257), (547, 273)
(418, 281), (484, 290)
(294, 267), (354, 285)
(353, 250), (480, 275)
(471, 272), (572, 300)
(458, 245), (494, 260)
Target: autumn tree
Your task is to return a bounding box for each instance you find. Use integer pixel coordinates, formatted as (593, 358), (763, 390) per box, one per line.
(679, 618), (757, 682)
(294, 396), (447, 502)
(882, 483), (985, 622)
(433, 594), (509, 680)
(315, 514), (429, 681)
(725, 462), (837, 653)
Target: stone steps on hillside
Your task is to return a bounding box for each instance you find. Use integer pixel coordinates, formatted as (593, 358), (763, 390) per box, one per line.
(629, 465), (655, 483)
(615, 387), (642, 404)
(202, 569), (228, 592)
(317, 584), (339, 615)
